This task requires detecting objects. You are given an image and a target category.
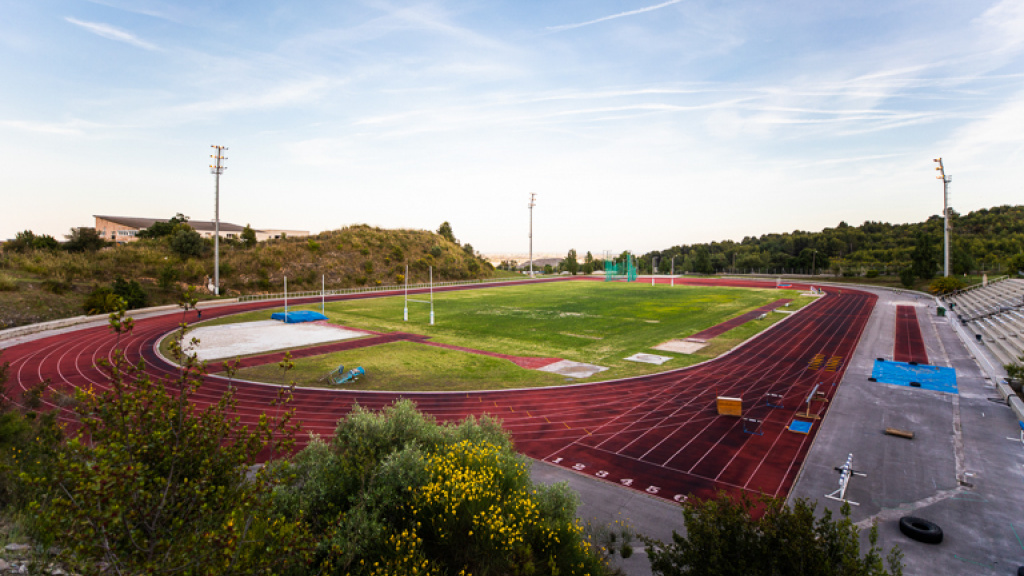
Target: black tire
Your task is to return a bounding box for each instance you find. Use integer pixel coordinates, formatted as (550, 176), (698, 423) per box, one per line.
(899, 516), (943, 544)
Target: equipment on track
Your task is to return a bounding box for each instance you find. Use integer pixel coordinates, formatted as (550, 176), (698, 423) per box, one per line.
(825, 453), (866, 506)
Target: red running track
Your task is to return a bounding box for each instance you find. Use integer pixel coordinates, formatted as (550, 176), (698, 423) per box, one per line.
(893, 305), (928, 364)
(0, 278), (875, 504)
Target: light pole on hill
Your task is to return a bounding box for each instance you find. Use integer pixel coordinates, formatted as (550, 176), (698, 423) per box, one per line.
(528, 193), (536, 278)
(210, 145), (228, 295)
(934, 158), (952, 277)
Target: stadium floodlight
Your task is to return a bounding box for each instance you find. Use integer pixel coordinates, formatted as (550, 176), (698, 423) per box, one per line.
(528, 193), (537, 278)
(210, 145), (228, 295)
(933, 158), (952, 277)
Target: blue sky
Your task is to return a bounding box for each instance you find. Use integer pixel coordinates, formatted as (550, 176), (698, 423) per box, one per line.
(3, 0), (1023, 254)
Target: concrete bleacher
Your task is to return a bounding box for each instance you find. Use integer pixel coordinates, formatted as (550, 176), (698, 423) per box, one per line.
(947, 279), (1024, 365)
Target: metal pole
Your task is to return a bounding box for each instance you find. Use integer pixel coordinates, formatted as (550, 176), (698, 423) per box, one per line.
(934, 158), (951, 277)
(529, 193), (536, 278)
(284, 276), (288, 322)
(322, 275), (325, 315)
(429, 266), (434, 325)
(209, 145), (228, 296)
(404, 264), (409, 321)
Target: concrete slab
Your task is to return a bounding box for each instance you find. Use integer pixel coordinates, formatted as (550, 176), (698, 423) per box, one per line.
(186, 320), (367, 361)
(624, 353), (673, 365)
(653, 340), (707, 354)
(536, 360), (609, 379)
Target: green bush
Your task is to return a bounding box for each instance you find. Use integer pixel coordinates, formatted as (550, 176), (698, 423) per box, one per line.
(0, 273), (16, 291)
(928, 276), (965, 295)
(83, 286), (122, 314)
(644, 491), (902, 576)
(157, 263), (179, 289)
(899, 268), (916, 289)
(112, 277), (149, 309)
(866, 270), (879, 278)
(274, 400), (610, 576)
(27, 306), (309, 574)
(169, 227), (204, 258)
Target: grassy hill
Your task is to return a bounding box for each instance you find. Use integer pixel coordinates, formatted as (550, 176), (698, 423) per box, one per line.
(0, 224), (496, 329)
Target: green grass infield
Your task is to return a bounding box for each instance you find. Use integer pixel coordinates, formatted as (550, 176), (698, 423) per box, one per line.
(196, 281), (813, 391)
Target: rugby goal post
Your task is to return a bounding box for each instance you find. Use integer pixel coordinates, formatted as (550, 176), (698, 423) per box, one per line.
(404, 265), (434, 325)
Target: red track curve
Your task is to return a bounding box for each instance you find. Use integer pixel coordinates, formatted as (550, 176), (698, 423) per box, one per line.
(1, 278), (876, 503)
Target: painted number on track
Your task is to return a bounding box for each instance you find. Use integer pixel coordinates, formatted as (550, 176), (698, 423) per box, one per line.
(595, 470), (609, 478)
(646, 486), (661, 494)
(551, 457), (563, 464)
(673, 495), (688, 503)
(620, 478), (633, 486)
(572, 463), (586, 471)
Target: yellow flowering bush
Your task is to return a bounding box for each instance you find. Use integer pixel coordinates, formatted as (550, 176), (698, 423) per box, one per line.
(275, 400), (610, 576)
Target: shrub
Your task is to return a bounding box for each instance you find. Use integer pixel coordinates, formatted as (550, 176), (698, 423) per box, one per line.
(157, 263), (179, 289)
(430, 245), (443, 258)
(644, 491), (903, 576)
(169, 227), (204, 258)
(0, 273), (16, 291)
(364, 261), (374, 274)
(307, 239), (321, 253)
(274, 400), (610, 576)
(83, 286), (122, 314)
(866, 270), (879, 278)
(27, 304), (309, 574)
(112, 277), (148, 309)
(899, 268), (916, 289)
(929, 276), (965, 295)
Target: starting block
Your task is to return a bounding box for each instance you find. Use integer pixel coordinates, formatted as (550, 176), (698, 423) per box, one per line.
(742, 417), (763, 436)
(825, 453), (866, 506)
(716, 396), (743, 417)
(796, 383), (829, 420)
(765, 393), (784, 409)
(1009, 421), (1024, 446)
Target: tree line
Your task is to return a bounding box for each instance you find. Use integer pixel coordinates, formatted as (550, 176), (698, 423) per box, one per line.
(637, 205), (1024, 278)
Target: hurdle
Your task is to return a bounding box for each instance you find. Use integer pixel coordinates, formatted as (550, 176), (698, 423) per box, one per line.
(796, 383), (828, 420)
(742, 417), (763, 436)
(825, 453), (866, 506)
(404, 265), (435, 325)
(716, 396), (743, 417)
(765, 393), (784, 409)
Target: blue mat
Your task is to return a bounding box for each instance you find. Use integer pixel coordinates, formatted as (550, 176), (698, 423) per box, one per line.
(271, 311), (328, 323)
(788, 420), (813, 434)
(871, 360), (957, 394)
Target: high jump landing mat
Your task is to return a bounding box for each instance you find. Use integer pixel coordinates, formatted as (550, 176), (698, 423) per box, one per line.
(871, 360), (957, 394)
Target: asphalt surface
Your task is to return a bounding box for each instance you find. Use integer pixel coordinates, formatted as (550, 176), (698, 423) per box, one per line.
(532, 285), (1024, 576)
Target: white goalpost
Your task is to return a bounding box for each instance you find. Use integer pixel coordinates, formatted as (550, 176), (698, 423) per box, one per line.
(404, 265), (434, 325)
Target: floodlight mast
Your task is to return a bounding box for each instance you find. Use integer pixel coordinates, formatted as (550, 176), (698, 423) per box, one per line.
(210, 145), (228, 295)
(528, 193), (537, 278)
(934, 158), (952, 277)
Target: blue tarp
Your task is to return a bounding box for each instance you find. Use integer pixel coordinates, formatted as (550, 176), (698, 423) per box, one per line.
(871, 360), (957, 394)
(271, 311), (328, 323)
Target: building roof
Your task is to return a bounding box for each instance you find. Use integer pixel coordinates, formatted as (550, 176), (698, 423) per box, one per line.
(95, 215), (252, 233)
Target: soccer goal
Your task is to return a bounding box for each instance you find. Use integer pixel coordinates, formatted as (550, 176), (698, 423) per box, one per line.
(404, 265), (435, 325)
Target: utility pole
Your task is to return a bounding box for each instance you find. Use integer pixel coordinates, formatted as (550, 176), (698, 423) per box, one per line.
(210, 145), (228, 295)
(528, 193), (536, 278)
(934, 158), (952, 277)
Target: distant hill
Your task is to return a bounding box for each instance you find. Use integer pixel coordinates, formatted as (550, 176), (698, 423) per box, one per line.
(0, 224), (494, 329)
(640, 205), (1024, 276)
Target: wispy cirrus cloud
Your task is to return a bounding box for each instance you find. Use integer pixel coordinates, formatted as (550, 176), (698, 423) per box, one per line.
(547, 0), (683, 32)
(65, 17), (159, 50)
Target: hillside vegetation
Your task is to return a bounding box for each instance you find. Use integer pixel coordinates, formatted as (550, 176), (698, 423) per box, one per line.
(0, 223), (494, 329)
(640, 204), (1024, 277)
